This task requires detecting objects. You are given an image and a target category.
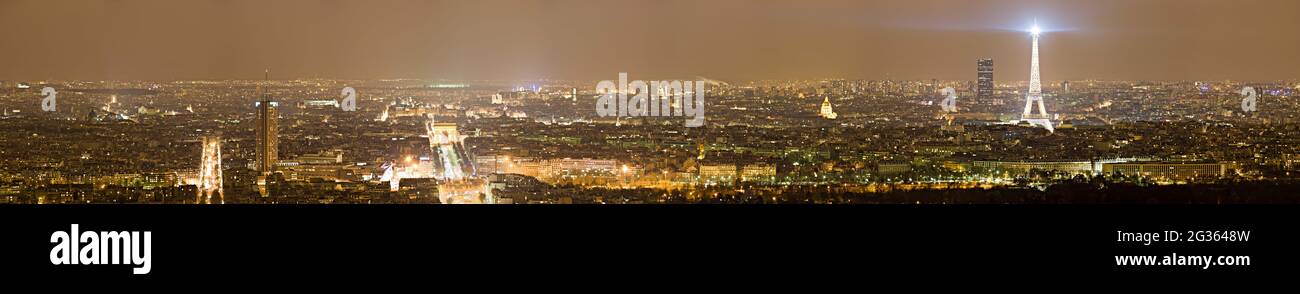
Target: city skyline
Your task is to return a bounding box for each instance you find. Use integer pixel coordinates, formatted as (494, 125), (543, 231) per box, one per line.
(2, 0), (1299, 205)
(1, 0), (1299, 82)
(1, 1), (1292, 282)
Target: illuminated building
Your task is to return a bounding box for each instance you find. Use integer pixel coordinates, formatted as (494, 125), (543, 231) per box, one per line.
(974, 160), (1095, 176)
(1103, 163), (1229, 181)
(819, 97), (838, 119)
(474, 156), (621, 183)
(474, 155), (503, 175)
(547, 158), (618, 175)
(977, 58), (994, 100)
(740, 164), (777, 183)
(974, 158), (1152, 177)
(876, 163), (912, 175)
(279, 150), (364, 182)
(140, 173), (179, 189)
(699, 164), (737, 184)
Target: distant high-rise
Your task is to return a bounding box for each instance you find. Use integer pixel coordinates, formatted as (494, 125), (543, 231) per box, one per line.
(977, 59), (994, 100)
(255, 75), (278, 175)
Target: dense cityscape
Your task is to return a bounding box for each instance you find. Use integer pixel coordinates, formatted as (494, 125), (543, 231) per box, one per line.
(2, 69), (1298, 204)
(2, 2), (1298, 204)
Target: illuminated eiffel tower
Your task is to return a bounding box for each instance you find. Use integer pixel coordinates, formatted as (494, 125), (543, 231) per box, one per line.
(197, 135), (223, 204)
(1020, 21), (1054, 132)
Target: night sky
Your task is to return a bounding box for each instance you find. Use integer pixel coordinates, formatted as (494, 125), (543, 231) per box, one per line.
(1, 0), (1297, 81)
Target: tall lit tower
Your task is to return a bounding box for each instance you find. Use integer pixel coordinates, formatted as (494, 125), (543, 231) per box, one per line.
(1020, 22), (1053, 132)
(255, 70), (278, 175)
(1023, 23), (1049, 120)
(976, 59), (994, 100)
(198, 136), (223, 204)
(255, 71), (278, 197)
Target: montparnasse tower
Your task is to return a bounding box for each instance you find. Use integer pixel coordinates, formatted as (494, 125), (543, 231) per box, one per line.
(255, 70), (278, 175)
(254, 70), (278, 197)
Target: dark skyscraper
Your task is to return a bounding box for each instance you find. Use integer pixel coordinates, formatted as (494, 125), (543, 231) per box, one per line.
(255, 101), (278, 174)
(976, 59), (994, 100)
(255, 75), (278, 176)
